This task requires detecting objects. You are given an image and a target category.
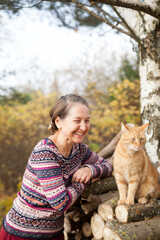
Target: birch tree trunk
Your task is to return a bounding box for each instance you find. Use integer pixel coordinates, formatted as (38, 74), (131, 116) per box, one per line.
(139, 19), (160, 170)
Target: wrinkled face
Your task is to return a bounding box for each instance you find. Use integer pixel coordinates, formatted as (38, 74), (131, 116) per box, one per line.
(121, 124), (147, 151)
(55, 103), (90, 145)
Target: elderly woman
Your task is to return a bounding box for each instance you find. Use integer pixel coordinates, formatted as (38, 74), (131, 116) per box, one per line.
(0, 94), (112, 240)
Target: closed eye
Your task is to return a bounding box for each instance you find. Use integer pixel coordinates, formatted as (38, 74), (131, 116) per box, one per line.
(131, 138), (135, 141)
(74, 120), (81, 123)
(85, 119), (90, 123)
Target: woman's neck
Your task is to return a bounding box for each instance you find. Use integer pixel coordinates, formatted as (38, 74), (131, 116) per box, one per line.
(49, 133), (73, 158)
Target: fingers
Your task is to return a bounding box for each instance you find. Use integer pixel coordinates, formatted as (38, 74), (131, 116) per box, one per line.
(72, 167), (92, 184)
(72, 173), (88, 183)
(72, 175), (87, 183)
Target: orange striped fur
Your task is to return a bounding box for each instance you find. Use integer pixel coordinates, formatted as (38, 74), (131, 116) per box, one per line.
(113, 122), (160, 205)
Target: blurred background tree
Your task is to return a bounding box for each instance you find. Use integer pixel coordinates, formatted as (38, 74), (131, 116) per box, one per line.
(0, 90), (58, 192)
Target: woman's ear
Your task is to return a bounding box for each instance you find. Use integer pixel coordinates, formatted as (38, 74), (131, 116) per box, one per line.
(55, 116), (62, 129)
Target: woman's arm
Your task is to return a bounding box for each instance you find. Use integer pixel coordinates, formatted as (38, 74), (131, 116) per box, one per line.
(72, 144), (112, 183)
(82, 144), (113, 177)
(30, 148), (87, 213)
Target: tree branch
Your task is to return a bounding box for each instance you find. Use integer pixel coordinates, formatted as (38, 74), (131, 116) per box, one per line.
(26, 1), (44, 8)
(92, 3), (121, 25)
(0, 0), (44, 10)
(53, 7), (75, 29)
(44, 0), (160, 20)
(67, 0), (132, 37)
(111, 6), (142, 46)
(91, 0), (160, 20)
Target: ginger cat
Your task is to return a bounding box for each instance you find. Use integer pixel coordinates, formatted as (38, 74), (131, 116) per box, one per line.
(113, 122), (160, 205)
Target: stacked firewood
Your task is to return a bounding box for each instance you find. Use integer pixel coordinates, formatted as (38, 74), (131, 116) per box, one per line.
(64, 131), (160, 240)
(64, 177), (117, 240)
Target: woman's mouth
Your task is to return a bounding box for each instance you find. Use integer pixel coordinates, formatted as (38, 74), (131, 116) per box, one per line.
(75, 132), (84, 136)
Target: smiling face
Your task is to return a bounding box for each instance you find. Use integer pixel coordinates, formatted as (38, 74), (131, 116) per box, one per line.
(55, 103), (90, 145)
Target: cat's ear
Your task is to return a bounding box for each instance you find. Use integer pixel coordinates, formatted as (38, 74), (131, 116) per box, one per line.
(140, 122), (149, 131)
(121, 122), (129, 132)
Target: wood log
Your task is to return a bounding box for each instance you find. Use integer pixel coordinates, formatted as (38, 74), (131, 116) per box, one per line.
(75, 230), (93, 240)
(82, 221), (92, 237)
(72, 210), (83, 222)
(115, 200), (160, 223)
(64, 216), (84, 233)
(98, 193), (119, 221)
(75, 230), (82, 240)
(69, 219), (84, 231)
(63, 230), (68, 240)
(98, 131), (121, 158)
(64, 210), (76, 219)
(103, 218), (160, 240)
(91, 238), (103, 240)
(81, 177), (117, 199)
(67, 233), (76, 240)
(64, 216), (71, 233)
(91, 213), (105, 240)
(65, 209), (92, 223)
(71, 210), (92, 223)
(81, 191), (118, 214)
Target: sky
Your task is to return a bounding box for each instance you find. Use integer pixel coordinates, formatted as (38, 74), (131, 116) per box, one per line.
(0, 7), (137, 94)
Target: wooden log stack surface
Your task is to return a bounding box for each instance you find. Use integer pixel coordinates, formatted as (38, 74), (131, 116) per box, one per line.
(64, 131), (160, 240)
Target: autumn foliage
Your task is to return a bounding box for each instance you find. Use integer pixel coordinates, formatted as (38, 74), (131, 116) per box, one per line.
(0, 91), (57, 192)
(85, 78), (141, 151)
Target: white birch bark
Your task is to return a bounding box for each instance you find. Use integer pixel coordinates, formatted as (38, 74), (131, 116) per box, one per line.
(139, 56), (160, 169)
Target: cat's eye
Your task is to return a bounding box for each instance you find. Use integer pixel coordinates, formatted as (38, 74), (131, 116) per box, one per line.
(131, 138), (135, 141)
(140, 138), (145, 141)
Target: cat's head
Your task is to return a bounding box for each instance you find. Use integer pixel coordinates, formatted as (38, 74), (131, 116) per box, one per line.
(121, 122), (149, 151)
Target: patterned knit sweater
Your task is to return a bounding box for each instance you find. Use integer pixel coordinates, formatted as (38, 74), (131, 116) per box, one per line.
(3, 138), (112, 239)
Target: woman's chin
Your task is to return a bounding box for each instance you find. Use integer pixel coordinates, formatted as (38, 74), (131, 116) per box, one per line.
(73, 135), (85, 143)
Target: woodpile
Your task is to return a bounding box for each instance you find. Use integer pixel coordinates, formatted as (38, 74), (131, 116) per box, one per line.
(64, 131), (160, 240)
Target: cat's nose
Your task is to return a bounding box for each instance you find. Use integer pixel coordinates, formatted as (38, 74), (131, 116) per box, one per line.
(136, 140), (141, 148)
(136, 144), (141, 150)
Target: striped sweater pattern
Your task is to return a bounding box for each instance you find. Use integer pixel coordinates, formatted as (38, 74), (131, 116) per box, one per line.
(3, 138), (112, 239)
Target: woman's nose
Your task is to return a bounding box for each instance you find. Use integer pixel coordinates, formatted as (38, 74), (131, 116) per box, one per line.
(80, 122), (87, 131)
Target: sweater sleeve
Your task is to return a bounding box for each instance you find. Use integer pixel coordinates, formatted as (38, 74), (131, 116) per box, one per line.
(81, 144), (113, 178)
(30, 148), (86, 213)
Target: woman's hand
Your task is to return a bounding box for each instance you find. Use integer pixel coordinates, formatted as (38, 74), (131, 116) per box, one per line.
(72, 167), (92, 184)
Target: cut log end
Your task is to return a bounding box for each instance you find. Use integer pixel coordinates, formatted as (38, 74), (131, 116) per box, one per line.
(115, 201), (160, 223)
(82, 222), (92, 237)
(64, 217), (71, 233)
(91, 213), (105, 240)
(98, 204), (114, 221)
(115, 205), (128, 223)
(103, 227), (121, 240)
(98, 193), (119, 221)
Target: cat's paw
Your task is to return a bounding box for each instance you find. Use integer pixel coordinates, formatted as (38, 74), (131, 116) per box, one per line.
(118, 199), (126, 205)
(138, 197), (147, 204)
(126, 199), (134, 205)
